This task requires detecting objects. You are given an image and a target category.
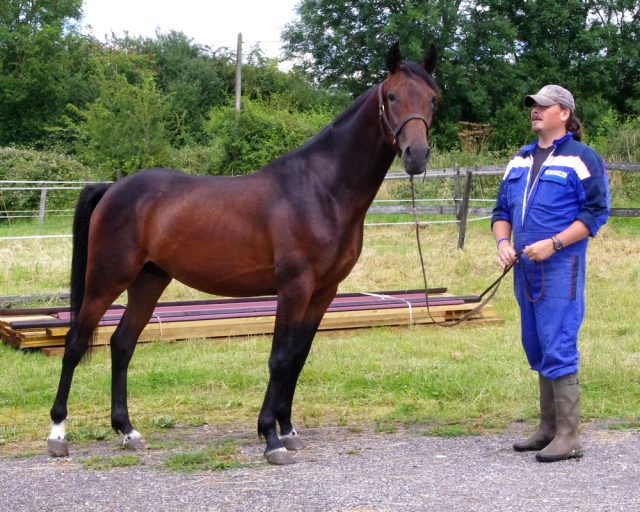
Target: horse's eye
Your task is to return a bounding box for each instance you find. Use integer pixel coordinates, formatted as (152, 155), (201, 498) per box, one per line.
(387, 93), (396, 102)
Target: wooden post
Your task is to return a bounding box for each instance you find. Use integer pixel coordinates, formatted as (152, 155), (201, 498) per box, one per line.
(235, 32), (242, 114)
(38, 188), (47, 224)
(457, 170), (473, 250)
(453, 165), (461, 219)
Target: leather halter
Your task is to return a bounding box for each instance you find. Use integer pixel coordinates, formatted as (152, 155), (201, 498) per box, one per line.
(378, 83), (431, 157)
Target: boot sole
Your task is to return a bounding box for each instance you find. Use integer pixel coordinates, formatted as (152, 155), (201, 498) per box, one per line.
(513, 441), (551, 452)
(536, 448), (584, 463)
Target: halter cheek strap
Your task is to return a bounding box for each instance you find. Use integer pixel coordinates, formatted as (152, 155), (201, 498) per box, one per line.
(378, 83), (431, 157)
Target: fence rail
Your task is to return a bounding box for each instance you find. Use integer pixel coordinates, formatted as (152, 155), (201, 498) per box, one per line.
(1, 162), (638, 247)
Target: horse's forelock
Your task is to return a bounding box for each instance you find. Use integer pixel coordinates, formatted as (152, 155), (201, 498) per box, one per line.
(401, 61), (440, 95)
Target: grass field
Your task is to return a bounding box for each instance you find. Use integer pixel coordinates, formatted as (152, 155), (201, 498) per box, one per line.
(1, 217), (639, 461)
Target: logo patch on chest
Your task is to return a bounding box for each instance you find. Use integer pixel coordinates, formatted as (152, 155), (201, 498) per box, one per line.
(544, 170), (568, 179)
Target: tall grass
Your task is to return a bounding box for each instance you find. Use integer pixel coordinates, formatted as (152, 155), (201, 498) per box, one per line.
(1, 219), (639, 452)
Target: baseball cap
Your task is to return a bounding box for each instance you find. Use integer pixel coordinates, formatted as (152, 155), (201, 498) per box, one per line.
(524, 85), (575, 112)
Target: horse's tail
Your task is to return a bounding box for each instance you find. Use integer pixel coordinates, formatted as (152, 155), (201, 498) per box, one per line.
(69, 183), (111, 327)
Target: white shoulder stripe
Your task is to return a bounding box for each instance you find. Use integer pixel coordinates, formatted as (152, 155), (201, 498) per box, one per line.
(549, 155), (591, 180)
(504, 156), (530, 178)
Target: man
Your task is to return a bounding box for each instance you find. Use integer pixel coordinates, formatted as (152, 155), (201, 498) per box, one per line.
(491, 85), (610, 462)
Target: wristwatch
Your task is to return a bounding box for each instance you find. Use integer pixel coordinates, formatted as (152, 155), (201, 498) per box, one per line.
(551, 235), (564, 251)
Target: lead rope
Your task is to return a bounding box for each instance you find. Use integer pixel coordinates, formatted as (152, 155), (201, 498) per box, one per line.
(409, 176), (520, 327)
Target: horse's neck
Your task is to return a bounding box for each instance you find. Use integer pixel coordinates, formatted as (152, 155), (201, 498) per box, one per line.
(321, 92), (396, 208)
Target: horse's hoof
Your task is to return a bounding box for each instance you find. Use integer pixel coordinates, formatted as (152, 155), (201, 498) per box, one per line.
(123, 432), (148, 451)
(280, 432), (307, 451)
(265, 447), (296, 465)
(47, 438), (69, 457)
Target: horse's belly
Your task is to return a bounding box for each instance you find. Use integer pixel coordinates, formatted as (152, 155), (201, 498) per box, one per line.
(161, 257), (278, 298)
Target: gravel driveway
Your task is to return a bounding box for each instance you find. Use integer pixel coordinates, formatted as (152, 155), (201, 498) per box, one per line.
(1, 422), (639, 512)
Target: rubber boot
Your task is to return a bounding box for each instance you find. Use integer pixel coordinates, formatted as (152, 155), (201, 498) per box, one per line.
(536, 372), (584, 462)
(513, 373), (556, 452)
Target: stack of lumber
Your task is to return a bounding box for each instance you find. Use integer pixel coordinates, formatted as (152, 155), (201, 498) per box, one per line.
(0, 289), (501, 355)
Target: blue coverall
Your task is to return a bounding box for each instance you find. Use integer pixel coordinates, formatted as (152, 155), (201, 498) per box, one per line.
(491, 132), (610, 379)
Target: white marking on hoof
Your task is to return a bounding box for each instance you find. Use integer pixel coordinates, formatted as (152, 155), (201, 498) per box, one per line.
(48, 421), (66, 441)
(279, 430), (307, 451)
(264, 447), (296, 465)
(123, 430), (148, 450)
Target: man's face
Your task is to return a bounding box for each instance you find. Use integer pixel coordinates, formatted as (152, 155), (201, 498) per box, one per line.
(530, 103), (570, 135)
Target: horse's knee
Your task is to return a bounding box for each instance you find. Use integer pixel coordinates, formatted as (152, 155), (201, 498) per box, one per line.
(109, 335), (136, 364)
(269, 350), (306, 376)
(62, 337), (91, 366)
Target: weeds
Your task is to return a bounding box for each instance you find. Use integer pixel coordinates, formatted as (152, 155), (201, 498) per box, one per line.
(164, 439), (249, 472)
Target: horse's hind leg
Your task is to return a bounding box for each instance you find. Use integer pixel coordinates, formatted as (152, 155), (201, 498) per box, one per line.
(110, 265), (171, 451)
(48, 297), (119, 456)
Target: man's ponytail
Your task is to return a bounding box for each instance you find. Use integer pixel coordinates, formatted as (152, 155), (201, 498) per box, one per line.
(567, 115), (583, 142)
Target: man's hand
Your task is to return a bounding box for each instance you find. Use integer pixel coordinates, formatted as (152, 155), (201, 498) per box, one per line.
(523, 238), (556, 262)
(497, 243), (518, 268)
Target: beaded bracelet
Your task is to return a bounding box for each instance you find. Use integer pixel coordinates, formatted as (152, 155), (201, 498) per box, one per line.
(496, 237), (510, 248)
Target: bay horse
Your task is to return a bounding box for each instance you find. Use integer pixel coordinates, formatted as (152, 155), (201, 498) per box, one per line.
(47, 42), (439, 465)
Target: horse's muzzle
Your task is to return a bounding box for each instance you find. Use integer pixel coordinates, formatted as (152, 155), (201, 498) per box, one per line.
(402, 143), (431, 175)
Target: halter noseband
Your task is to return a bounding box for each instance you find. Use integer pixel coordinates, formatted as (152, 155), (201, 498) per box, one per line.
(378, 83), (431, 157)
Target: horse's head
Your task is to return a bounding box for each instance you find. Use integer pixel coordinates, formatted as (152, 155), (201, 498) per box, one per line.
(379, 43), (439, 175)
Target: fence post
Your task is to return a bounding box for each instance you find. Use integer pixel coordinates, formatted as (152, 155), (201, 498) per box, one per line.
(38, 188), (47, 224)
(454, 164), (461, 219)
(457, 170), (473, 250)
(235, 32), (242, 114)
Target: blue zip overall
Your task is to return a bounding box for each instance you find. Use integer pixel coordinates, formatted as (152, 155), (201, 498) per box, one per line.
(492, 132), (610, 378)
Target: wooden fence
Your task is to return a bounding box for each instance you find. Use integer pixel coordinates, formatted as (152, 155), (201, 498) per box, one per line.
(370, 163), (640, 248)
(1, 162), (639, 248)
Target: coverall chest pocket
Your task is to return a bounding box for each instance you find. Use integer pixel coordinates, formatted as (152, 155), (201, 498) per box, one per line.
(535, 170), (575, 210)
(506, 167), (527, 210)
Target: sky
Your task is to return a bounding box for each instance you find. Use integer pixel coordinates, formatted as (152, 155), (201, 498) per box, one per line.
(80, 0), (300, 58)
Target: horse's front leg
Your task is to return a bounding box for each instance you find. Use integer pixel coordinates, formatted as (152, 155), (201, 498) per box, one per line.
(258, 286), (337, 465)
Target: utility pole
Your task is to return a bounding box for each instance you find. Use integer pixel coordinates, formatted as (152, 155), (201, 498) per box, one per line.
(235, 32), (242, 114)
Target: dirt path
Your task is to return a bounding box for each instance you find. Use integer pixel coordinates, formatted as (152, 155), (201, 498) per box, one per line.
(1, 423), (639, 511)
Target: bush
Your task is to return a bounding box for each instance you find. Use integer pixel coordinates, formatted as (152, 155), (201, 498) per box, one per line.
(0, 147), (91, 217)
(204, 95), (336, 175)
(163, 144), (227, 175)
(585, 112), (640, 206)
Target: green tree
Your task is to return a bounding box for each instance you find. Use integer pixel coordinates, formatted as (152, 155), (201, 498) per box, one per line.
(242, 47), (350, 112)
(66, 61), (171, 179)
(282, 0), (460, 96)
(119, 31), (231, 145)
(281, 0), (464, 149)
(584, 0), (640, 115)
(0, 0), (97, 147)
(205, 94), (336, 175)
(281, 0), (640, 151)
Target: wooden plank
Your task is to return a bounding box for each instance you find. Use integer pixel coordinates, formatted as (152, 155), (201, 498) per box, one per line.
(28, 303), (496, 348)
(42, 346), (107, 357)
(8, 292), (501, 351)
(41, 347), (66, 357)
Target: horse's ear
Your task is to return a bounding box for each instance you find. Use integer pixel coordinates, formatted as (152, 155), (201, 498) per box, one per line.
(386, 42), (402, 74)
(422, 44), (437, 75)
